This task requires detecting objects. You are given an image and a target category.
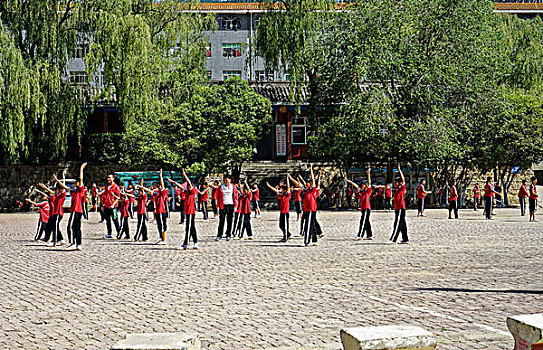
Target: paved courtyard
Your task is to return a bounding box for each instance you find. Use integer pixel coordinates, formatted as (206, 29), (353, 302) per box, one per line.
(0, 208), (541, 349)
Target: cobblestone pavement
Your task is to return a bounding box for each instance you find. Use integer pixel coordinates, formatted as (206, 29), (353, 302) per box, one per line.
(0, 208), (541, 349)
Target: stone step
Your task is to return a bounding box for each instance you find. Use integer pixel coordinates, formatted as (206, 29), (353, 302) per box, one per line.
(507, 313), (543, 350)
(340, 325), (437, 350)
(111, 333), (200, 350)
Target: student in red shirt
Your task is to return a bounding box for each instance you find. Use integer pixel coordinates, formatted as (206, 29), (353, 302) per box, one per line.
(91, 183), (98, 212)
(117, 193), (131, 240)
(177, 186), (186, 225)
(416, 179), (431, 217)
(81, 185), (89, 221)
(239, 182), (254, 239)
(127, 180), (135, 219)
(53, 163), (86, 250)
(518, 179), (529, 217)
(387, 164), (408, 244)
(139, 170), (168, 244)
(346, 168), (373, 241)
(251, 184), (261, 218)
(267, 176), (292, 242)
(102, 174), (121, 238)
(26, 193), (50, 241)
(211, 181), (219, 218)
(301, 164), (321, 246)
(473, 183), (480, 211)
(287, 174), (303, 223)
(384, 184), (392, 210)
(345, 185), (353, 211)
(529, 176), (538, 222)
(39, 180), (67, 246)
(483, 177), (500, 220)
(448, 180), (459, 219)
(128, 180), (148, 241)
(199, 183), (209, 221)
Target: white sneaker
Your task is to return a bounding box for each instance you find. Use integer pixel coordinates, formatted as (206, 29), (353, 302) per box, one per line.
(156, 240), (166, 245)
(385, 240), (394, 245)
(364, 237), (374, 240)
(47, 242), (56, 247)
(75, 245), (81, 251)
(311, 242), (319, 246)
(66, 243), (75, 249)
(192, 243), (199, 250)
(58, 240), (66, 246)
(354, 236), (362, 241)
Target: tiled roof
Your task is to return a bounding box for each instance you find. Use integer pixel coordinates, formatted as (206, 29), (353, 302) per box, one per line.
(495, 3), (543, 11)
(250, 83), (308, 104)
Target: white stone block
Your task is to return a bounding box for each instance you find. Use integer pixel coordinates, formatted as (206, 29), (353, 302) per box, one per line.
(340, 325), (437, 350)
(111, 332), (200, 350)
(507, 313), (543, 350)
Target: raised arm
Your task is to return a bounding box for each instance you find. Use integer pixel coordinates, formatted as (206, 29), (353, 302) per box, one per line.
(398, 164), (405, 185)
(310, 164), (315, 187)
(136, 184), (154, 195)
(317, 170), (322, 189)
(287, 176), (290, 192)
(166, 177), (184, 189)
(53, 175), (69, 191)
(159, 169), (164, 190)
(122, 190), (136, 198)
(34, 188), (49, 197)
(266, 182), (279, 194)
(79, 162), (87, 186)
(367, 168), (371, 187)
(182, 169), (193, 189)
(345, 177), (360, 191)
(287, 174), (300, 188)
(25, 198), (39, 206)
(298, 175), (307, 188)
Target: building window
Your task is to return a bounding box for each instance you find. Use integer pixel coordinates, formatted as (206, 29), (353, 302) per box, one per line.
(221, 16), (242, 31)
(292, 118), (307, 145)
(70, 71), (88, 85)
(284, 73), (291, 82)
(255, 70), (274, 82)
(223, 70), (242, 81)
(207, 70), (212, 80)
(75, 43), (89, 59)
(222, 43), (242, 58)
(205, 45), (212, 57)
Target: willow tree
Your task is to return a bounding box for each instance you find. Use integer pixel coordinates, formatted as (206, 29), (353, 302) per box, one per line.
(0, 1), (87, 165)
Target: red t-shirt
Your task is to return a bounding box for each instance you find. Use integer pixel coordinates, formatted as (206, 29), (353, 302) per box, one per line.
(212, 188), (218, 200)
(137, 194), (147, 215)
(128, 188), (135, 203)
(393, 184), (406, 210)
(92, 187), (97, 197)
(474, 186), (480, 198)
(200, 188), (209, 202)
(346, 187), (353, 198)
(449, 186), (458, 201)
(120, 199), (130, 218)
(303, 187), (319, 212)
(484, 183), (494, 198)
(417, 184), (425, 199)
(184, 188), (197, 215)
(51, 191), (66, 216)
(154, 189), (168, 214)
(239, 192), (252, 214)
(294, 189), (302, 202)
(278, 192), (291, 214)
(103, 184), (120, 209)
(518, 185), (528, 198)
(70, 186), (84, 213)
(385, 188), (392, 198)
(37, 201), (50, 223)
(83, 187), (88, 203)
(252, 188), (260, 201)
(356, 187), (372, 210)
(530, 184), (538, 199)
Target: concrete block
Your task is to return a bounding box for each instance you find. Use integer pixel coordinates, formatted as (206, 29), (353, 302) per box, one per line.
(111, 332), (200, 350)
(507, 313), (543, 350)
(340, 325), (437, 350)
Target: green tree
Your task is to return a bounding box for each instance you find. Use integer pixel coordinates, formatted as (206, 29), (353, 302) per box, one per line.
(0, 1), (87, 165)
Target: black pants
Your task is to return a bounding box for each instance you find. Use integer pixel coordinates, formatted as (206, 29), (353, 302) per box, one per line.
(50, 214), (64, 243)
(156, 213), (168, 235)
(357, 209), (372, 238)
(129, 202), (134, 219)
(82, 200), (88, 220)
(240, 213), (253, 238)
(201, 201), (208, 220)
(279, 212), (291, 240)
(233, 212), (242, 237)
(385, 197), (392, 210)
(179, 200), (185, 224)
(390, 209), (408, 242)
(302, 211), (318, 245)
(212, 199), (218, 216)
(484, 197), (492, 220)
(99, 205), (105, 221)
(519, 197), (526, 216)
(67, 212), (83, 245)
(448, 200), (458, 219)
(134, 214), (148, 241)
(104, 208), (120, 236)
(35, 220), (47, 240)
(300, 210), (307, 235)
(184, 213), (197, 245)
(417, 198), (424, 213)
(217, 204), (234, 238)
(118, 216), (130, 239)
(295, 201), (302, 215)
